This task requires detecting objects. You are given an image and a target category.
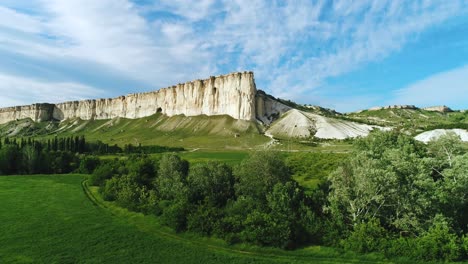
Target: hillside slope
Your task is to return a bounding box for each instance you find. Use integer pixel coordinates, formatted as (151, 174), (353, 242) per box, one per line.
(346, 108), (468, 133)
(266, 109), (385, 140)
(0, 114), (268, 149)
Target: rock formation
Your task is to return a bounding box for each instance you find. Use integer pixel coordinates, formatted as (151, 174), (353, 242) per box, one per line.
(423, 106), (453, 113)
(368, 105), (418, 111)
(255, 91), (291, 125)
(0, 72), (259, 124)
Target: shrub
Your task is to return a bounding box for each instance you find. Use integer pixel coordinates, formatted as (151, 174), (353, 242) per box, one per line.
(412, 216), (460, 261)
(160, 200), (189, 232)
(187, 202), (223, 236)
(89, 163), (114, 186)
(100, 177), (120, 201)
(342, 218), (386, 253)
(79, 156), (100, 174)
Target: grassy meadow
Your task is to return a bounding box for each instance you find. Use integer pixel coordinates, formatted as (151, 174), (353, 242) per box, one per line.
(0, 174), (399, 264)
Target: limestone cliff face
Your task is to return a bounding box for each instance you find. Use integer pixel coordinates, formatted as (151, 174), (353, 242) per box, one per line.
(0, 72), (257, 124)
(0, 104), (54, 124)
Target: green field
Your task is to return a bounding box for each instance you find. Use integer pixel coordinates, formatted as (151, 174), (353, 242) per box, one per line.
(0, 174), (400, 263)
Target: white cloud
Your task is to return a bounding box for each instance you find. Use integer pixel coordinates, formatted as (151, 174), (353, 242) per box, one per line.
(0, 73), (105, 107)
(390, 65), (468, 109)
(0, 6), (43, 33)
(0, 0), (467, 110)
(267, 0), (468, 98)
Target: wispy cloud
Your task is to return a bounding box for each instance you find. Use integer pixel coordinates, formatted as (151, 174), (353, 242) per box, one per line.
(390, 65), (468, 110)
(0, 0), (467, 110)
(0, 73), (105, 107)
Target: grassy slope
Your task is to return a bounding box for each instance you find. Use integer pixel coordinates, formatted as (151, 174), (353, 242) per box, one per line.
(0, 114), (269, 149)
(346, 109), (468, 133)
(0, 174), (397, 264)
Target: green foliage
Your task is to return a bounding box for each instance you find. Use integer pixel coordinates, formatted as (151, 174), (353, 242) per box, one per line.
(0, 144), (20, 174)
(235, 151), (291, 201)
(412, 215), (460, 261)
(89, 162), (114, 186)
(160, 199), (189, 232)
(156, 154), (189, 201)
(328, 130), (468, 261)
(127, 156), (157, 187)
(101, 176), (119, 201)
(187, 202), (223, 235)
(78, 155), (100, 174)
(285, 152), (347, 190)
(427, 131), (465, 168)
(241, 209), (290, 247)
(328, 131), (436, 232)
(187, 162), (235, 207)
(341, 218), (386, 253)
(21, 145), (39, 174)
(436, 153), (468, 230)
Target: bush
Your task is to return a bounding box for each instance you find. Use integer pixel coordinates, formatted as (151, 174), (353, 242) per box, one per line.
(137, 189), (159, 215)
(412, 216), (460, 261)
(78, 156), (100, 174)
(160, 200), (189, 232)
(89, 163), (114, 186)
(101, 177), (120, 201)
(241, 210), (291, 248)
(187, 202), (223, 235)
(342, 218), (386, 253)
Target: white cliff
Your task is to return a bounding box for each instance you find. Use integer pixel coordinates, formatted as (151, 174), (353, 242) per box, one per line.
(0, 72), (257, 124)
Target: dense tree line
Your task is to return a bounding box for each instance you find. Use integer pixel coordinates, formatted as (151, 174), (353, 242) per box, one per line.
(0, 137), (80, 175)
(91, 131), (468, 261)
(0, 136), (182, 175)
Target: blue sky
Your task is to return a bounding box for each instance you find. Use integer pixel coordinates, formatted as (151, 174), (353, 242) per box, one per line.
(0, 0), (467, 112)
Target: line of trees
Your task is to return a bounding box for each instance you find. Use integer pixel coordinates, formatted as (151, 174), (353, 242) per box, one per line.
(0, 140), (79, 175)
(0, 136), (183, 175)
(89, 131), (468, 261)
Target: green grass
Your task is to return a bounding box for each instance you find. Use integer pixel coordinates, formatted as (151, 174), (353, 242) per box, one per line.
(178, 151), (250, 165)
(0, 174), (403, 263)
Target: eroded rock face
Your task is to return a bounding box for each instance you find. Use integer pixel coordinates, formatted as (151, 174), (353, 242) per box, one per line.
(0, 104), (54, 123)
(0, 72), (257, 124)
(255, 91), (291, 125)
(423, 106), (453, 113)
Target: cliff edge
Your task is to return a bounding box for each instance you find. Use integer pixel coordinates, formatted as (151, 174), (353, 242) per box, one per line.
(0, 72), (258, 124)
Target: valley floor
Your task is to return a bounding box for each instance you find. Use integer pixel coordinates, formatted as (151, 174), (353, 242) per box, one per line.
(0, 174), (401, 264)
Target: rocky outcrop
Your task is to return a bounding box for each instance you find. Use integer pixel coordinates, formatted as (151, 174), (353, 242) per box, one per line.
(255, 91), (291, 125)
(0, 104), (55, 123)
(423, 106), (453, 113)
(0, 72), (257, 124)
(368, 105), (418, 111)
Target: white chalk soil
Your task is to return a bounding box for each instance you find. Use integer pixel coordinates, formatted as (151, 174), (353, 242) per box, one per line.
(415, 129), (468, 143)
(266, 109), (387, 139)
